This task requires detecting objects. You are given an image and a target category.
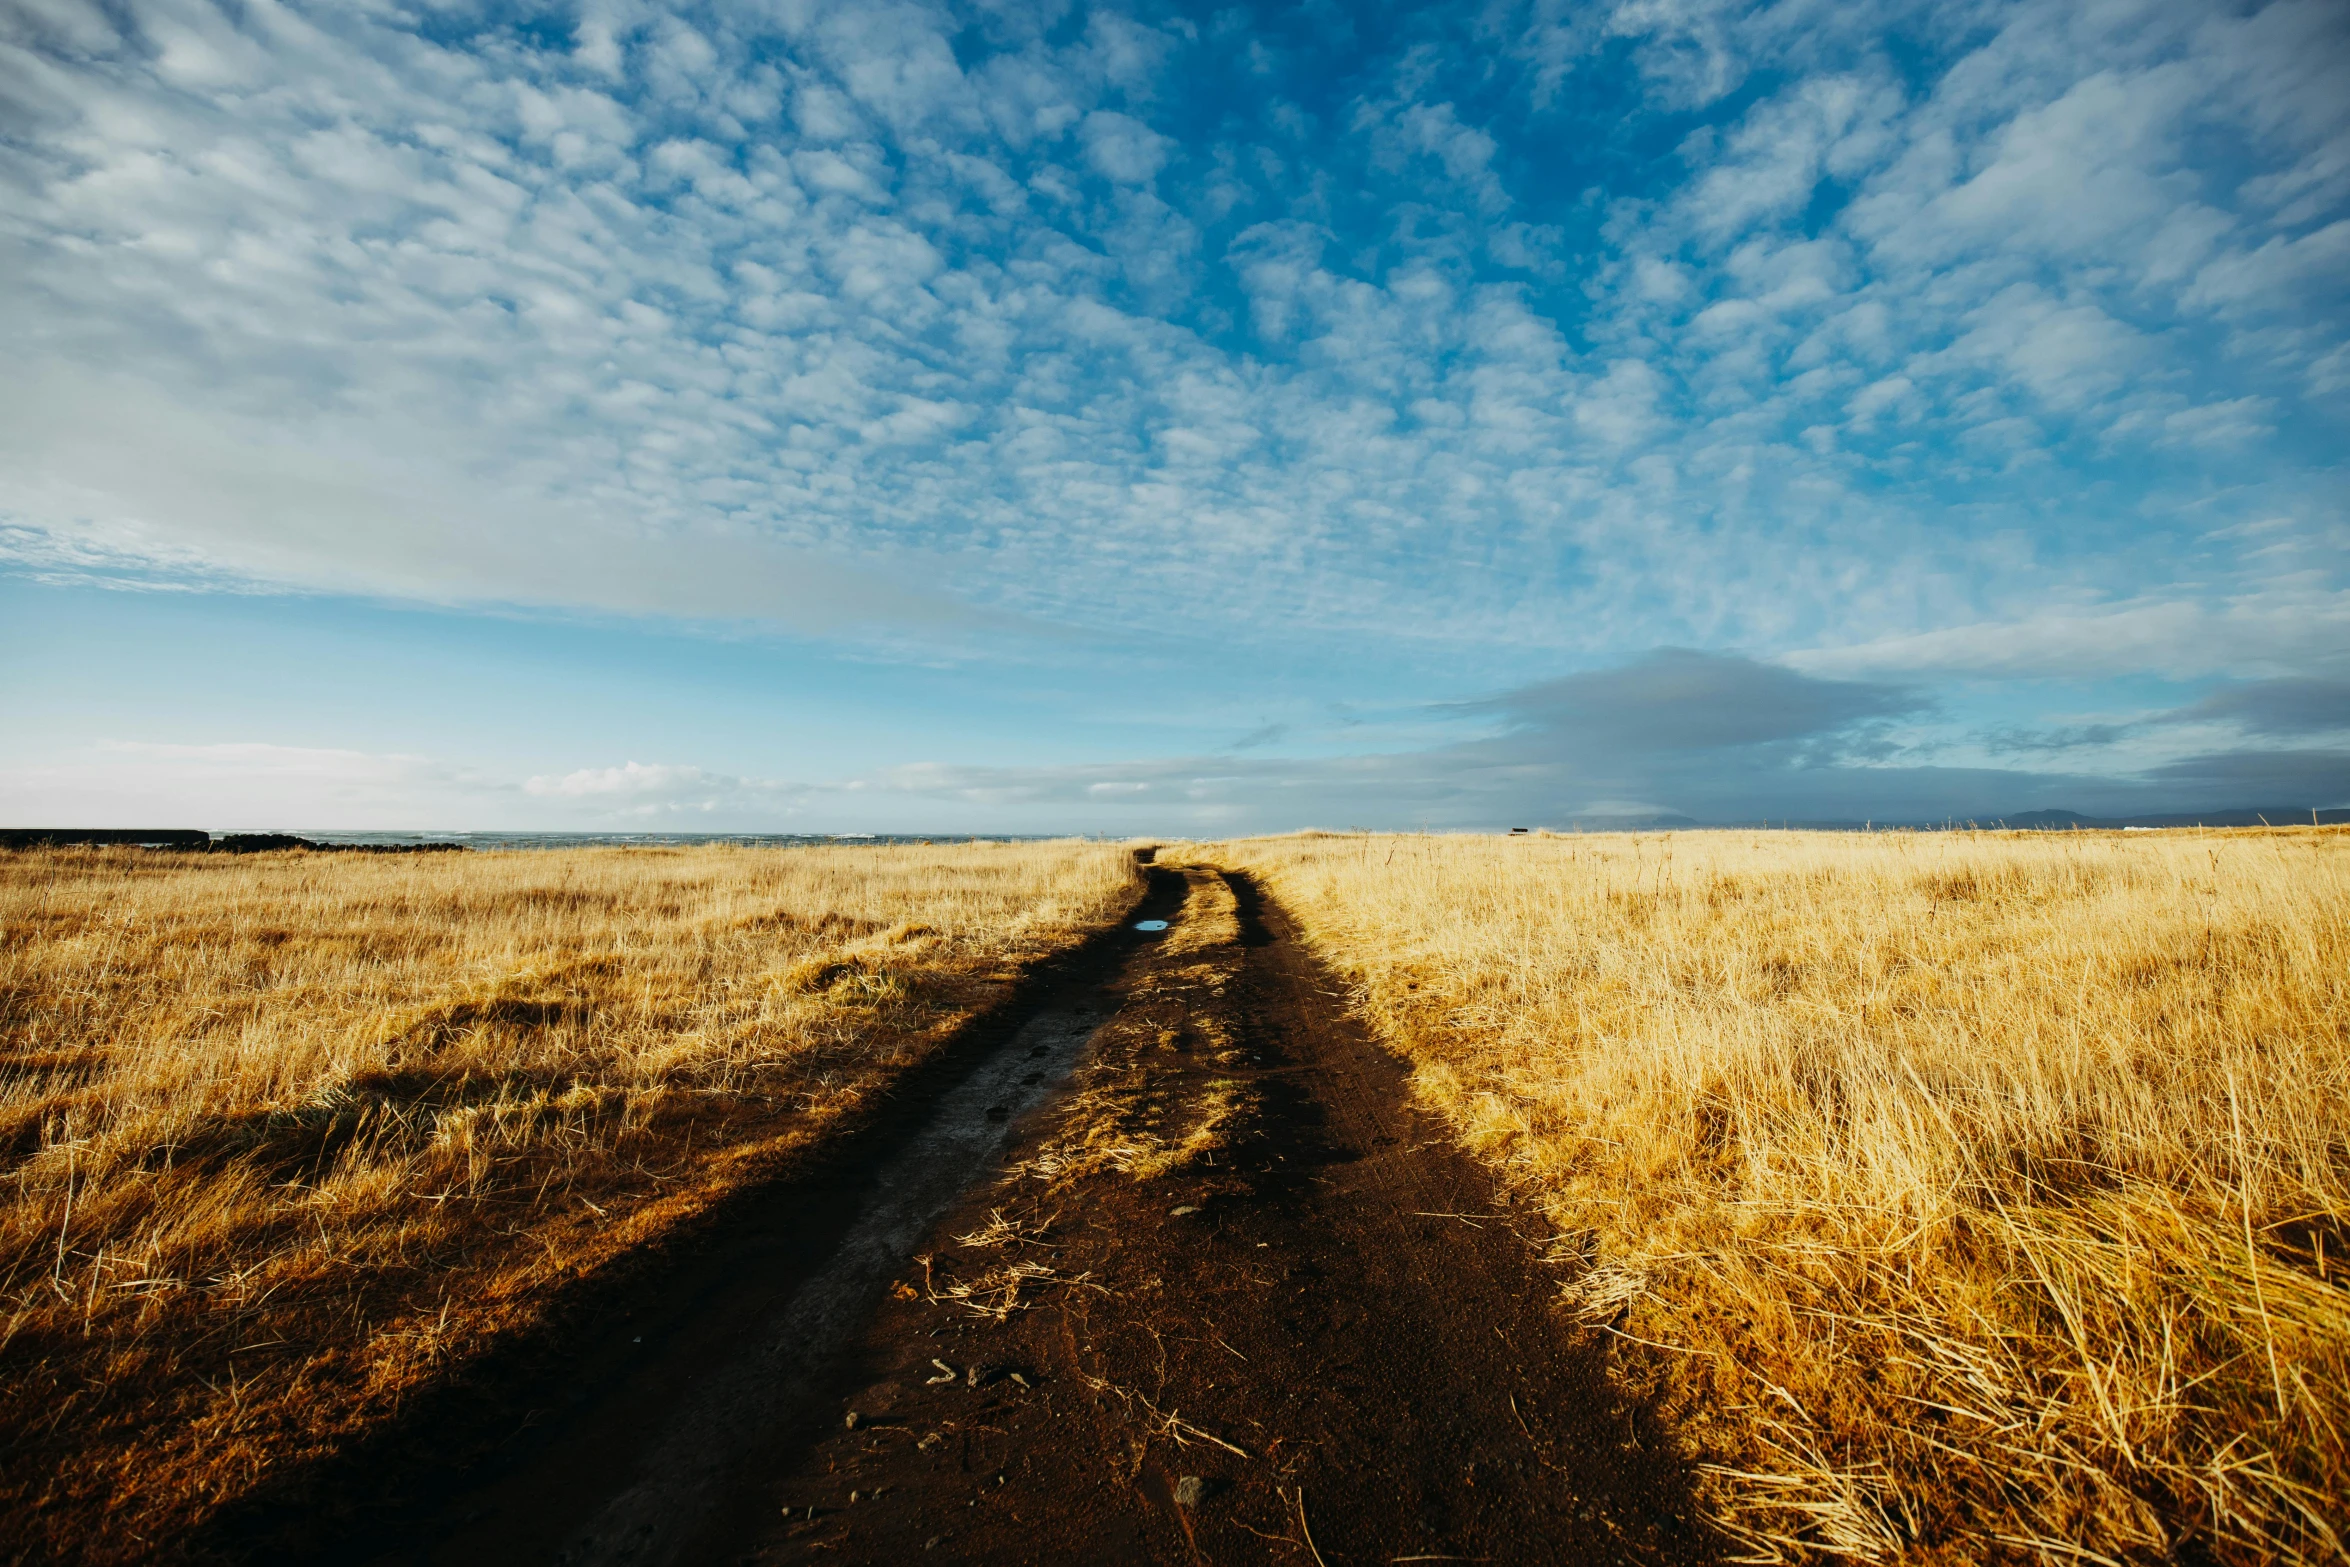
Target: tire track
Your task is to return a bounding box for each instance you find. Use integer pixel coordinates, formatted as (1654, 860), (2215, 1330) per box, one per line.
(735, 865), (1714, 1565)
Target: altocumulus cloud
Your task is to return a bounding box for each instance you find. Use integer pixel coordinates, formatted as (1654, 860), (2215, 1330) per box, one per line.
(0, 0), (2345, 825)
(524, 763), (817, 817)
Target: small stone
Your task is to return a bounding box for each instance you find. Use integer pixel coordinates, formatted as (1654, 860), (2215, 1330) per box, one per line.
(1170, 1205), (1200, 1217)
(1174, 1476), (1205, 1507)
(848, 1490), (860, 1504)
(843, 1411), (861, 1430)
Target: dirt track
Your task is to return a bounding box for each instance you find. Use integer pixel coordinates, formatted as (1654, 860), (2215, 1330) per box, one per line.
(229, 864), (1709, 1565)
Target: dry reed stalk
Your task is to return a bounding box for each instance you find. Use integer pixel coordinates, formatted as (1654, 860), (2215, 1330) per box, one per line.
(0, 841), (1137, 1562)
(1195, 827), (2350, 1564)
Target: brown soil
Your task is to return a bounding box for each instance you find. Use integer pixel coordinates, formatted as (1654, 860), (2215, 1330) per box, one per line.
(221, 866), (1711, 1565)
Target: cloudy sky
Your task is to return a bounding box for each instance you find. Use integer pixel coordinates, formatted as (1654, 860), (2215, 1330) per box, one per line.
(2, 0), (2345, 832)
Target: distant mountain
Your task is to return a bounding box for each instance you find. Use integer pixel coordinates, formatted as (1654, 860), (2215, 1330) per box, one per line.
(1524, 806), (2350, 833)
(1995, 807), (2349, 830)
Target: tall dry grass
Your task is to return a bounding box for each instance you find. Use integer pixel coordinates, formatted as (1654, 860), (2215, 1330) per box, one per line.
(1196, 828), (2350, 1564)
(0, 842), (1137, 1561)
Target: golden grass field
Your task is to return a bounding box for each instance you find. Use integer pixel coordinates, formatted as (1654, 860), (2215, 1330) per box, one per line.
(7, 829), (2344, 1565)
(1195, 827), (2350, 1564)
(0, 842), (1139, 1561)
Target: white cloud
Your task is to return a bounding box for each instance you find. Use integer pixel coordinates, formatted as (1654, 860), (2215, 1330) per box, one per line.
(0, 360), (989, 629)
(0, 741), (810, 828)
(1789, 594), (2350, 680)
(2184, 218), (2350, 314)
(1382, 100), (1508, 213)
(1078, 110), (1172, 184)
(1940, 287), (2146, 413)
(525, 762), (726, 798)
(2157, 397), (2278, 449)
(521, 760), (819, 818)
(0, 741), (495, 828)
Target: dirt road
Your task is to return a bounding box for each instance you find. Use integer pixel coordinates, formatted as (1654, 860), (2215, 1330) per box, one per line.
(225, 864), (1708, 1565)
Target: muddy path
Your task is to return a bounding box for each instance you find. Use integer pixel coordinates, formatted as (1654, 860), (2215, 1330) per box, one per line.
(733, 866), (1712, 1565)
(234, 865), (1710, 1565)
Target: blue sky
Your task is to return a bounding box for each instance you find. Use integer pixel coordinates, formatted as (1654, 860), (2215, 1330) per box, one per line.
(1, 0), (2345, 831)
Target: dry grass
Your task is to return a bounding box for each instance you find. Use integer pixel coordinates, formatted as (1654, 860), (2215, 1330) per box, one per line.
(0, 841), (1137, 1562)
(1194, 827), (2350, 1564)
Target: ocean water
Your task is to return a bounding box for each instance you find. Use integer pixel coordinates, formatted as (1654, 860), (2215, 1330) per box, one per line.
(271, 832), (1078, 851)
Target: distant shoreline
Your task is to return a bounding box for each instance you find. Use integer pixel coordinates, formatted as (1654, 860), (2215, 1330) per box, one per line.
(0, 829), (1080, 852)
